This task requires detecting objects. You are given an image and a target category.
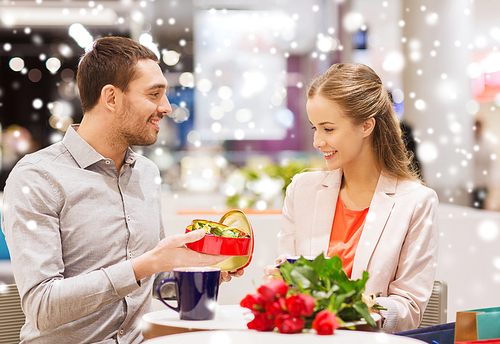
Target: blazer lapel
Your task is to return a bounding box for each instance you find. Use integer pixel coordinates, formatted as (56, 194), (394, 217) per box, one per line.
(310, 170), (342, 255)
(351, 174), (397, 280)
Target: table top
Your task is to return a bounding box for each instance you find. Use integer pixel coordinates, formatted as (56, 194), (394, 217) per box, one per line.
(142, 304), (383, 339)
(143, 330), (425, 344)
(143, 304), (250, 332)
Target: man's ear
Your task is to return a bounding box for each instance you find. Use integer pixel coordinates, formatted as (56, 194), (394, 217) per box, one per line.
(362, 117), (376, 138)
(100, 84), (118, 112)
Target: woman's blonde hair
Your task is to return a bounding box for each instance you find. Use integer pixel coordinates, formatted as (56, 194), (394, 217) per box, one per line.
(307, 63), (421, 183)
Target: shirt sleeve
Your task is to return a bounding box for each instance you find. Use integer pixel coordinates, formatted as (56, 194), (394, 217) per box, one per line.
(152, 186), (175, 299)
(376, 297), (399, 333)
(2, 162), (140, 332)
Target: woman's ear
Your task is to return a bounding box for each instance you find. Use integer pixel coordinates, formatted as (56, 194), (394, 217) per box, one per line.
(100, 84), (118, 112)
(362, 117), (376, 138)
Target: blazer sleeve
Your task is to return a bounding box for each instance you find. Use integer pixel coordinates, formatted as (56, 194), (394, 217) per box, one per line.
(381, 187), (439, 333)
(276, 174), (299, 258)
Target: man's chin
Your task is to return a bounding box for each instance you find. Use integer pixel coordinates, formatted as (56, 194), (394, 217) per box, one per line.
(129, 137), (158, 147)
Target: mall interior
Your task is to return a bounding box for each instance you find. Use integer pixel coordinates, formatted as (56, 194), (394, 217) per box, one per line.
(1, 0), (500, 341)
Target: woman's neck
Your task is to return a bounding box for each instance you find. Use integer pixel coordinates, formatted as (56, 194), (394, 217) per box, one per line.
(340, 152), (380, 210)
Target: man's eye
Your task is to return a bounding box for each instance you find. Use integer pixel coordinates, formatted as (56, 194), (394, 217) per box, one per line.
(151, 93), (159, 97)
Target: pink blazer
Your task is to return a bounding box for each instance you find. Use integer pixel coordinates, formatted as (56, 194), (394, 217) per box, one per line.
(276, 169), (439, 332)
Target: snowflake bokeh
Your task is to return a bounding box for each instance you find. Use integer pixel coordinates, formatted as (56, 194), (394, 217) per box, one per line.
(1, 0), (500, 321)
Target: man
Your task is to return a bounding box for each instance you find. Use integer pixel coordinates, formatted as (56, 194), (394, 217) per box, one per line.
(1, 36), (237, 343)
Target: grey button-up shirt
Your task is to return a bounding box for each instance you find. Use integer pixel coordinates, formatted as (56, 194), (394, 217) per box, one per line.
(1, 125), (165, 344)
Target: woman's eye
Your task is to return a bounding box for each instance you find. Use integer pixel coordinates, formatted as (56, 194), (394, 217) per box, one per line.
(324, 128), (334, 132)
(310, 126), (317, 131)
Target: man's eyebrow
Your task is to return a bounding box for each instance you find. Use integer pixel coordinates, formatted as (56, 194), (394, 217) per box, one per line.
(147, 83), (168, 91)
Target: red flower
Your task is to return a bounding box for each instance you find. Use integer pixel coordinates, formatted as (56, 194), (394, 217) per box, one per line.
(247, 312), (275, 331)
(285, 293), (315, 317)
(275, 313), (305, 334)
(240, 293), (266, 314)
(312, 310), (340, 335)
(257, 278), (288, 301)
(265, 299), (286, 317)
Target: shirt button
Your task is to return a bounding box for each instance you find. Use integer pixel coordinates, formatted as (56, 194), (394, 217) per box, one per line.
(105, 160), (111, 165)
(127, 215), (131, 221)
(119, 329), (124, 336)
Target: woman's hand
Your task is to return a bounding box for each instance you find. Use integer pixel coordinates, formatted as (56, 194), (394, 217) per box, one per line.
(220, 269), (245, 284)
(262, 254), (287, 283)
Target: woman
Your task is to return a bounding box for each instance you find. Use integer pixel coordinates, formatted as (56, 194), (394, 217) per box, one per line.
(264, 63), (439, 333)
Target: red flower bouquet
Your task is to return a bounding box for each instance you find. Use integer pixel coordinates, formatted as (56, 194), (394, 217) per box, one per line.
(241, 279), (326, 334)
(240, 254), (383, 335)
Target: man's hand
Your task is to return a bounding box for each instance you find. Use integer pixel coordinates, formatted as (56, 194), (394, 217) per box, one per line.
(132, 229), (229, 281)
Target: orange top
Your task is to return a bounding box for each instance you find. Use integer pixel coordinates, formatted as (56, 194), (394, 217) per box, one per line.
(327, 195), (369, 278)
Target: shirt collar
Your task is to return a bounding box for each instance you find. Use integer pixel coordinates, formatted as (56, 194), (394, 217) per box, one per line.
(124, 147), (138, 167)
(63, 125), (137, 169)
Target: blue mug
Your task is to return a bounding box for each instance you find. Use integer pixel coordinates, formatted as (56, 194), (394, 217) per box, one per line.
(157, 267), (221, 320)
(286, 255), (317, 264)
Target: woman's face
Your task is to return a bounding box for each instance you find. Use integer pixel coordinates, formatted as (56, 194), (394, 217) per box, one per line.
(307, 95), (371, 171)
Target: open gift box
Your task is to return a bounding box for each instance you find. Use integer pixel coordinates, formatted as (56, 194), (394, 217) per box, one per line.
(455, 306), (500, 343)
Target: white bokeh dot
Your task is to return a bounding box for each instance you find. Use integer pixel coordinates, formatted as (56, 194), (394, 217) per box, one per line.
(493, 256), (500, 270)
(234, 129), (245, 140)
(417, 141), (438, 163)
(477, 220), (499, 242)
(32, 98), (43, 109)
(414, 99), (426, 110)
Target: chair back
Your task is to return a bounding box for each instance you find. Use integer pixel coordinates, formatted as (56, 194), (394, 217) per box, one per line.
(419, 280), (448, 328)
(0, 284), (25, 344)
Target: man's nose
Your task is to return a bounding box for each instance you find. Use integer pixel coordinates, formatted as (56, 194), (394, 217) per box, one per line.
(159, 94), (172, 115)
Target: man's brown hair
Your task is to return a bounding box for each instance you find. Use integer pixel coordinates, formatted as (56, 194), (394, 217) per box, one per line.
(76, 36), (159, 113)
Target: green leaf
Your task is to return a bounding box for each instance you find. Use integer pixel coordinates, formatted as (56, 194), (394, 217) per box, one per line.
(279, 262), (294, 285)
(332, 290), (356, 310)
(353, 301), (376, 327)
(338, 306), (360, 322)
(290, 265), (321, 290)
(277, 253), (374, 327)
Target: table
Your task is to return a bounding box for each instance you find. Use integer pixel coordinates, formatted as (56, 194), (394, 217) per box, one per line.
(143, 330), (426, 344)
(142, 305), (381, 339)
(142, 305), (250, 339)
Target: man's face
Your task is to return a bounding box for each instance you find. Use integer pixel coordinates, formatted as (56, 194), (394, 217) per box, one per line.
(113, 59), (172, 147)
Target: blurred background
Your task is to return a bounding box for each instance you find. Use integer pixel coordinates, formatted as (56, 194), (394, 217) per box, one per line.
(3, 0), (500, 321)
(1, 0), (500, 211)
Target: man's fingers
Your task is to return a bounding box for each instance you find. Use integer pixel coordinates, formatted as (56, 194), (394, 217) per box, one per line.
(178, 229), (205, 245)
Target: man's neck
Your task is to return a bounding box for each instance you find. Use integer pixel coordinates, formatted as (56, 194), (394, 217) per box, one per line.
(76, 115), (127, 172)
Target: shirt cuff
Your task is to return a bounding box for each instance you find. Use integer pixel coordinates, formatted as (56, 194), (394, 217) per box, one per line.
(103, 260), (141, 298)
(376, 297), (399, 333)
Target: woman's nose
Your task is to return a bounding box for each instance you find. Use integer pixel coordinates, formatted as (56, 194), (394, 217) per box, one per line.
(313, 133), (325, 149)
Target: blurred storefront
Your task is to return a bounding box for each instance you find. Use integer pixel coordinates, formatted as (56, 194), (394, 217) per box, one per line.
(1, 0), (500, 210)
